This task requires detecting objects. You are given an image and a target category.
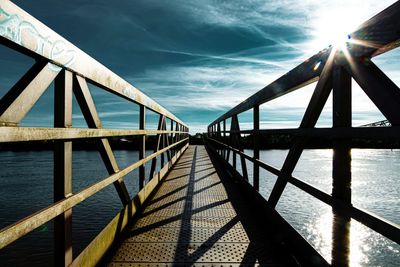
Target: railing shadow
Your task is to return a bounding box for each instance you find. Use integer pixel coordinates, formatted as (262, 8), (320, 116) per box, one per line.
(204, 145), (299, 266)
(112, 145), (295, 265)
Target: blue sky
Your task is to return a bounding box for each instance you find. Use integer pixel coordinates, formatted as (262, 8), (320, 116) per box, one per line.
(2, 0), (399, 133)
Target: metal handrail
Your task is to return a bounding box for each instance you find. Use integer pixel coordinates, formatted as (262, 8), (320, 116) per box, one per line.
(206, 1), (400, 266)
(207, 137), (399, 244)
(0, 137), (188, 250)
(0, 0), (186, 127)
(0, 1), (189, 266)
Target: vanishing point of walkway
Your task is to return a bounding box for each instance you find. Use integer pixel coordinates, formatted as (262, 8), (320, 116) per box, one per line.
(107, 146), (291, 266)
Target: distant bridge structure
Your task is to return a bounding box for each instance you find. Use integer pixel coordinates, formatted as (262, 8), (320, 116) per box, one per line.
(361, 119), (392, 127)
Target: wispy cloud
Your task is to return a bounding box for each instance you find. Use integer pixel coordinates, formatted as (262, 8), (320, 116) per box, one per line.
(128, 64), (284, 111)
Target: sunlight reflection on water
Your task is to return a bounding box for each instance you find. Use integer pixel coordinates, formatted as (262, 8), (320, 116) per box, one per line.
(252, 148), (400, 266)
(305, 210), (366, 266)
(0, 148), (399, 266)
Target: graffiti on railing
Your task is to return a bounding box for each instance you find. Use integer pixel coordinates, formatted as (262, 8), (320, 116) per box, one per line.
(0, 7), (75, 70)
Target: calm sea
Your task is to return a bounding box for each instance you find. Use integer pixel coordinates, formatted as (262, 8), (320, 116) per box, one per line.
(0, 148), (399, 266)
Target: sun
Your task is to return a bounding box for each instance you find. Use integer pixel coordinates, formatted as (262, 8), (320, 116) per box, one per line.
(308, 6), (366, 53)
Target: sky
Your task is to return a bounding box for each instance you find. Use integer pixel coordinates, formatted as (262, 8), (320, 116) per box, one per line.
(1, 0), (399, 133)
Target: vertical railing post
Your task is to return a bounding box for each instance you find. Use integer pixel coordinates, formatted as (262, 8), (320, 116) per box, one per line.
(226, 120), (231, 161)
(223, 119), (226, 159)
(176, 122), (180, 149)
(175, 122), (179, 151)
(186, 126), (189, 144)
(182, 125), (185, 148)
(160, 119), (165, 168)
(231, 119), (237, 170)
(217, 122), (221, 155)
(139, 105), (146, 189)
(331, 63), (352, 267)
(184, 125), (187, 144)
(180, 124), (183, 142)
(253, 105), (260, 191)
(54, 70), (73, 267)
(178, 124), (182, 150)
(180, 124), (182, 141)
(170, 119), (174, 157)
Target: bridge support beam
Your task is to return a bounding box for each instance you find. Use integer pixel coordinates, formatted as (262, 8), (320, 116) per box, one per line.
(223, 119), (226, 159)
(268, 51), (334, 207)
(253, 105), (260, 191)
(139, 105), (146, 189)
(331, 64), (352, 267)
(54, 70), (73, 267)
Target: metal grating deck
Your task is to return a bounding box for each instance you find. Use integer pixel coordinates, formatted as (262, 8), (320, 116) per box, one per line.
(107, 146), (288, 266)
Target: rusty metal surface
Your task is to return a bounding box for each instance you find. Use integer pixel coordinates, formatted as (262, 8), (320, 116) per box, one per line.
(108, 146), (287, 266)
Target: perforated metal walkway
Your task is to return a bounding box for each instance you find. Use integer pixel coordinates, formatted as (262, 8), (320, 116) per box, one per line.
(107, 145), (289, 266)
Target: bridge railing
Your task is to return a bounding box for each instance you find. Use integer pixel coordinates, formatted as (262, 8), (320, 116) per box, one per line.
(0, 1), (188, 266)
(206, 2), (400, 266)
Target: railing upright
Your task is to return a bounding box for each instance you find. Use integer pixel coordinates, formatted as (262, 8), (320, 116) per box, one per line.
(331, 64), (352, 266)
(222, 119), (226, 159)
(139, 105), (146, 189)
(253, 105), (260, 191)
(54, 69), (73, 267)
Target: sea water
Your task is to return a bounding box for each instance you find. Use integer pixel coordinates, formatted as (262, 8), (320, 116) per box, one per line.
(0, 149), (398, 266)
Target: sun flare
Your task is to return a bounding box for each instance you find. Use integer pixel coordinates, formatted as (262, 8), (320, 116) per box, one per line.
(309, 7), (366, 52)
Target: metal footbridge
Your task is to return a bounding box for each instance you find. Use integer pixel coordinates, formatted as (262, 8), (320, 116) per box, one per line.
(0, 1), (399, 266)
